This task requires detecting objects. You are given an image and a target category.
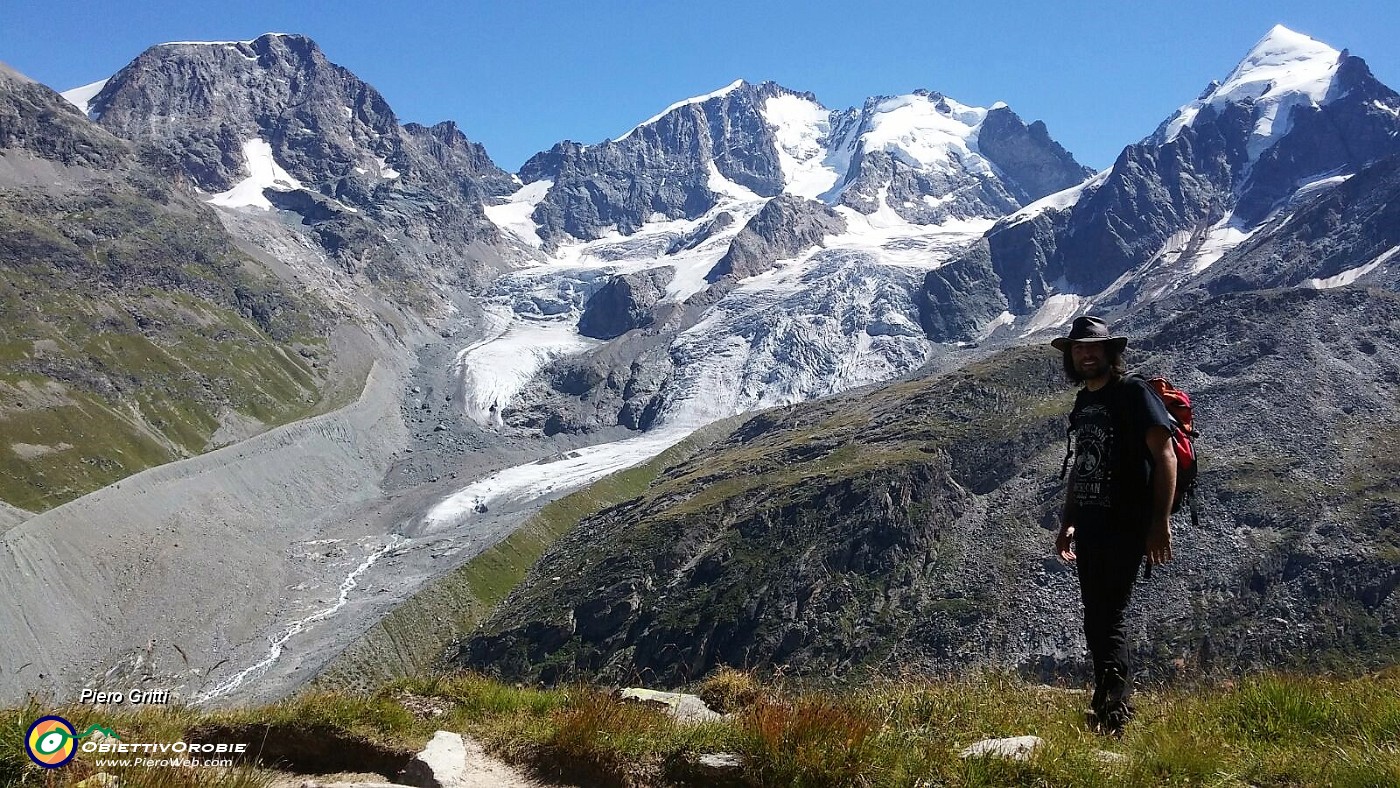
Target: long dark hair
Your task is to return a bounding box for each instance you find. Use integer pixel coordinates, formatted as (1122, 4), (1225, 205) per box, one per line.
(1063, 345), (1127, 382)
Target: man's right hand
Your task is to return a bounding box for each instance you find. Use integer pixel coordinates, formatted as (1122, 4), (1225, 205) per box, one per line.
(1056, 526), (1076, 562)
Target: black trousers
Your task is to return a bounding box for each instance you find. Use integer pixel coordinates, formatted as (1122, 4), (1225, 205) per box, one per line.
(1075, 532), (1145, 720)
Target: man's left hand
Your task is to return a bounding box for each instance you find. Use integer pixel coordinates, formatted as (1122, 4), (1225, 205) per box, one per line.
(1146, 520), (1173, 566)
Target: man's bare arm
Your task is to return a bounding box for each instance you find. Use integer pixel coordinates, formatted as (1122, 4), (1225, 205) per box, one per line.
(1057, 468), (1077, 562)
(1146, 425), (1177, 566)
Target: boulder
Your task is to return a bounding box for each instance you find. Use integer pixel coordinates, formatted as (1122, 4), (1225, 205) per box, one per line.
(957, 735), (1043, 761)
(617, 688), (725, 723)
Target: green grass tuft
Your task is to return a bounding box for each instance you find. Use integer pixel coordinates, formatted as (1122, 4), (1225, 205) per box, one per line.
(5, 669), (1400, 786)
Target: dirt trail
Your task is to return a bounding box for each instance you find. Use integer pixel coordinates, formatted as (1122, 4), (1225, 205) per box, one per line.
(265, 734), (563, 786)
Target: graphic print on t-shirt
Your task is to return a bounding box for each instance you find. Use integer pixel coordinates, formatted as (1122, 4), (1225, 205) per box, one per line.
(1073, 403), (1113, 509)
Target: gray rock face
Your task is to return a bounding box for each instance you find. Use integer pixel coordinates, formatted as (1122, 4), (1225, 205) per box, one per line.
(666, 211), (735, 254)
(92, 35), (394, 190)
(707, 195), (847, 282)
(976, 107), (1095, 204)
(503, 333), (675, 435)
(1199, 152), (1400, 294)
(82, 33), (512, 288)
(521, 80), (798, 249)
(402, 121), (518, 199)
(917, 240), (1009, 343)
(577, 267), (674, 339)
(0, 63), (125, 167)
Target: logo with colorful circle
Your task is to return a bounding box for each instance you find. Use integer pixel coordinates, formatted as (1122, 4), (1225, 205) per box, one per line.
(24, 717), (117, 769)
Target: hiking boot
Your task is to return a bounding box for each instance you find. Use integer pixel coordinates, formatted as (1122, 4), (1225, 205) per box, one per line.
(1099, 703), (1135, 738)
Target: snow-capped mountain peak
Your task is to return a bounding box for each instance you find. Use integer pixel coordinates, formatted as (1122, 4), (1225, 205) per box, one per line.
(858, 91), (990, 170)
(1159, 25), (1343, 159)
(615, 78), (749, 142)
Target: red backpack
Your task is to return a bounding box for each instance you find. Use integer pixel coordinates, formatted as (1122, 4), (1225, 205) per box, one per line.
(1143, 376), (1199, 527)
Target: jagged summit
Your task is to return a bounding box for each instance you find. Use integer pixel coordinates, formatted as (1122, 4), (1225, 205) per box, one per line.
(54, 29), (518, 295)
(922, 24), (1400, 343)
(616, 78), (751, 141)
(1157, 25), (1344, 159)
(514, 78), (1088, 248)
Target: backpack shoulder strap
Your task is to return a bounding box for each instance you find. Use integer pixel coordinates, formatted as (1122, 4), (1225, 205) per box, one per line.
(1060, 388), (1087, 480)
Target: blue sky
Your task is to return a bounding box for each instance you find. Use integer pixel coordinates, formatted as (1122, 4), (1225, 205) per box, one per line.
(2, 1), (1397, 172)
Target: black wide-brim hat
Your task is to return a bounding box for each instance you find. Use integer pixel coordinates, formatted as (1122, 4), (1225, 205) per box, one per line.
(1051, 315), (1128, 352)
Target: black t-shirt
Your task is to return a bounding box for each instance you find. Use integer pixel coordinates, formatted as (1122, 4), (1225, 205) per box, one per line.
(1069, 374), (1173, 539)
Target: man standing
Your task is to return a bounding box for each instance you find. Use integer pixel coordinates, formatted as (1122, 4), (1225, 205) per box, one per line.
(1053, 316), (1176, 736)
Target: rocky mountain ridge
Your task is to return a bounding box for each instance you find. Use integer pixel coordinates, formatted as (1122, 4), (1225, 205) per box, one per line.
(922, 25), (1400, 342)
(516, 80), (1091, 251)
(70, 33), (518, 298)
(458, 284), (1400, 685)
(0, 62), (350, 510)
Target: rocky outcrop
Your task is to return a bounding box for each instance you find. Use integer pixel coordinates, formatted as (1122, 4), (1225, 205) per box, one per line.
(402, 120), (517, 198)
(707, 195), (846, 282)
(457, 286), (1400, 687)
(577, 267), (674, 339)
(80, 33), (511, 288)
(917, 240), (1010, 343)
(503, 335), (675, 435)
(521, 80), (797, 248)
(975, 106), (1094, 204)
(666, 211), (735, 254)
(1199, 152), (1400, 294)
(0, 62), (125, 167)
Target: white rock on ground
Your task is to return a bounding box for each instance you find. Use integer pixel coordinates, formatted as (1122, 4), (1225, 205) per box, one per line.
(693, 752), (745, 780)
(1094, 749), (1130, 765)
(618, 687), (725, 723)
(400, 731), (559, 788)
(958, 735), (1044, 761)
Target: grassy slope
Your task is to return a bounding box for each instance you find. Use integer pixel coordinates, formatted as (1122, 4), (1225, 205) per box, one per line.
(462, 345), (1075, 684)
(4, 669), (1399, 787)
(0, 184), (343, 511)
